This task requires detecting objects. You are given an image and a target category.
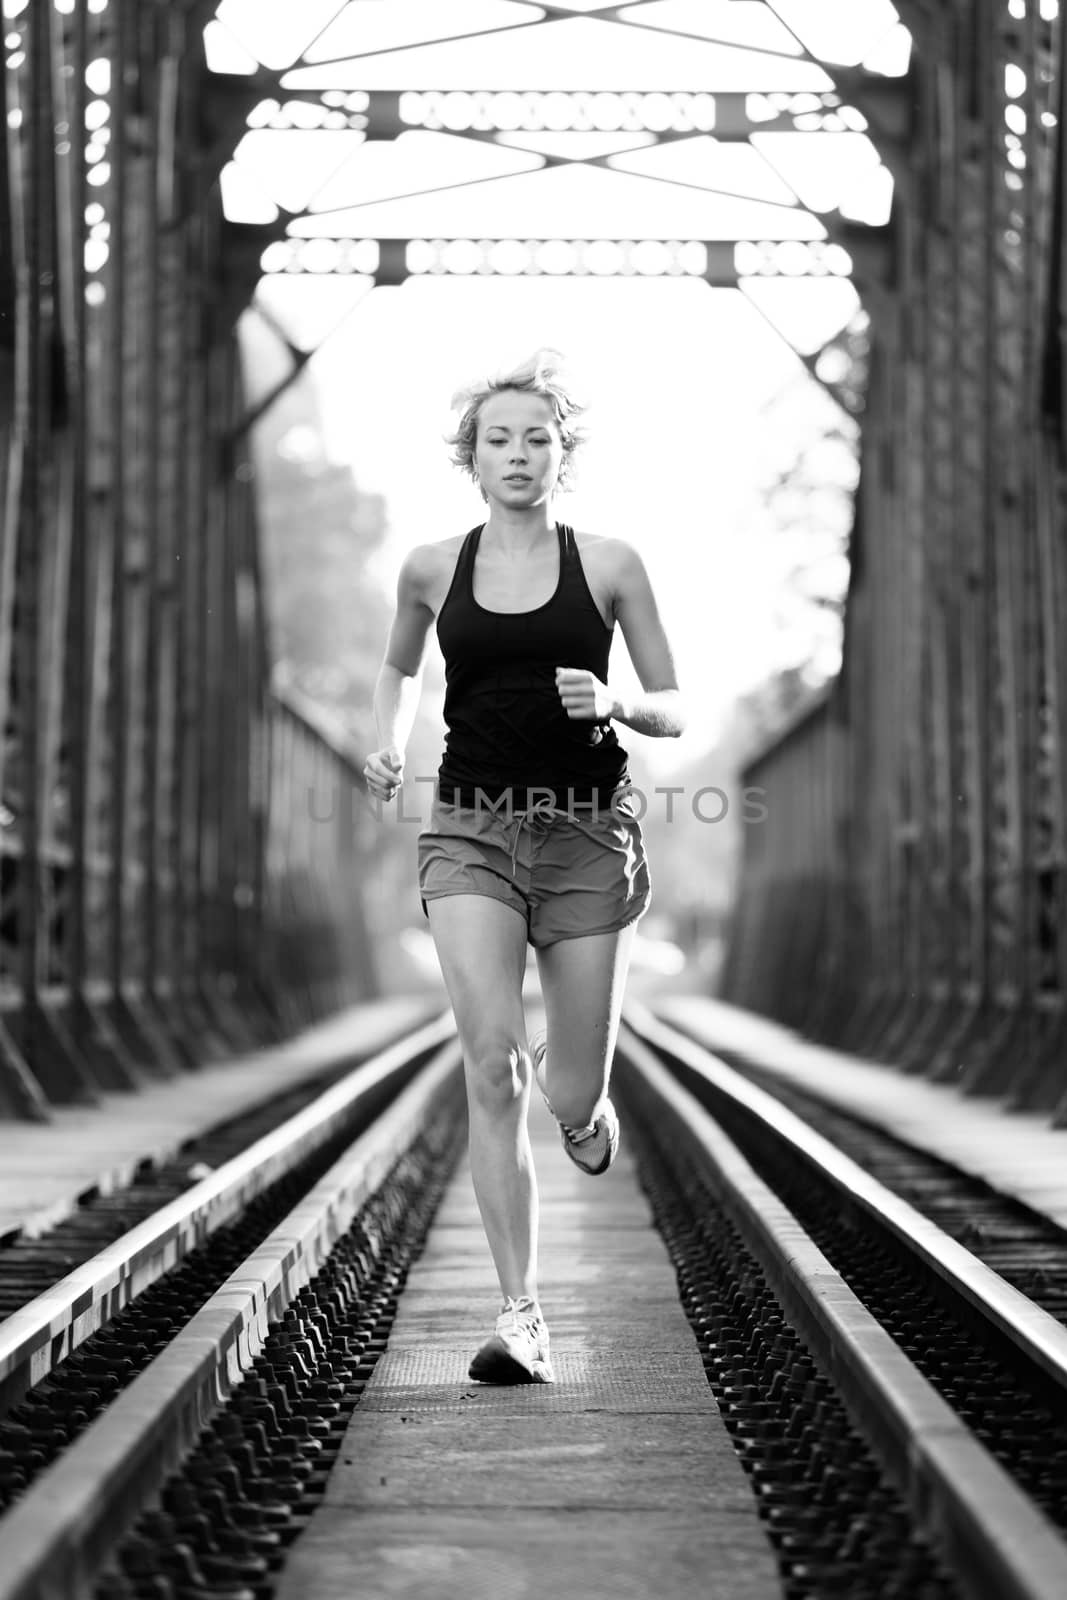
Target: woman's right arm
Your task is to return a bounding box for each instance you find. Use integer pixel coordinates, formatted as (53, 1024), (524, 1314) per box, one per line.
(363, 548), (436, 803)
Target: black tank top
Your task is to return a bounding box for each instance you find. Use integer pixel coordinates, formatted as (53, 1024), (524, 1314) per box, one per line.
(435, 522), (629, 806)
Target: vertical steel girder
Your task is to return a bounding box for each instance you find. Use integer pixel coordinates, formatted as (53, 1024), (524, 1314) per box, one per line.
(725, 3), (1067, 1123)
(0, 0), (376, 1117)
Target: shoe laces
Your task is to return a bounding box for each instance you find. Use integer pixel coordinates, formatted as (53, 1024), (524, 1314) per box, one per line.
(499, 1294), (542, 1337)
(560, 1118), (601, 1145)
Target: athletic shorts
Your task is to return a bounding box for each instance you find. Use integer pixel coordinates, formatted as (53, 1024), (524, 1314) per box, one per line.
(416, 792), (651, 948)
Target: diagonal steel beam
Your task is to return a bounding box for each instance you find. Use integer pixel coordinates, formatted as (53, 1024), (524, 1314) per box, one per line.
(275, 0), (857, 74)
(288, 145), (820, 225)
(282, 16), (544, 72)
(224, 284), (376, 444)
(211, 0), (350, 75)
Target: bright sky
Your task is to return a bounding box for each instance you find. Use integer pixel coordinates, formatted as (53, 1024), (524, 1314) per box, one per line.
(303, 273), (833, 766)
(210, 0), (904, 768)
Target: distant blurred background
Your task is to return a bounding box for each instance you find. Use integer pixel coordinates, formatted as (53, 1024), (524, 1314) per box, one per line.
(210, 0), (899, 998)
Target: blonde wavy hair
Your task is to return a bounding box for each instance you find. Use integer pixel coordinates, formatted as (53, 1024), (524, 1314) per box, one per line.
(446, 348), (587, 494)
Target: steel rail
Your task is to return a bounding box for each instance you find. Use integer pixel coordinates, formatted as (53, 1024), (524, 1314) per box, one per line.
(624, 1000), (1067, 1393)
(0, 1011), (453, 1412)
(5, 1009), (1065, 1598)
(618, 1017), (1067, 1600)
(0, 1035), (463, 1600)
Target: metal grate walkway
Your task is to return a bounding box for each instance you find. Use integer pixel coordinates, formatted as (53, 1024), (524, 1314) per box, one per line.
(274, 1101), (782, 1600)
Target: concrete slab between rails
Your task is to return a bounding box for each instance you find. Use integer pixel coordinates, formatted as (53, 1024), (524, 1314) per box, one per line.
(274, 1104), (783, 1600)
(0, 996), (437, 1243)
(653, 995), (1067, 1234)
(274, 1511), (774, 1600)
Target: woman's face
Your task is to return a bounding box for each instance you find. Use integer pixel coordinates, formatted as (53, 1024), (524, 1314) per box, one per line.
(473, 390), (564, 508)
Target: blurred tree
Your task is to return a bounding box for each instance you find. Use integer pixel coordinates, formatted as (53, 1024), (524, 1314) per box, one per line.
(239, 310), (441, 994)
(671, 357), (860, 996)
(239, 312), (391, 750)
(754, 370), (860, 689)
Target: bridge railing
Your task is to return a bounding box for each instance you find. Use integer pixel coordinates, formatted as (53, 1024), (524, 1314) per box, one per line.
(721, 693), (853, 1039)
(264, 685), (378, 1037)
(722, 8), (1067, 1125)
(0, 1), (379, 1119)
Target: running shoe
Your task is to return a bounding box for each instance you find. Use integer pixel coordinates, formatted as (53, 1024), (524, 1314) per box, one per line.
(530, 1032), (620, 1177)
(468, 1295), (555, 1384)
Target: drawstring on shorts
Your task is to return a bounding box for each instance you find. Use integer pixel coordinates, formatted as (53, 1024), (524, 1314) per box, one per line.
(504, 794), (628, 878)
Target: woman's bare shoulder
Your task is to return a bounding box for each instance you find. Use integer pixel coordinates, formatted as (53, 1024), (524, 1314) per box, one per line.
(573, 530), (642, 579)
(400, 533), (469, 612)
(404, 533), (466, 572)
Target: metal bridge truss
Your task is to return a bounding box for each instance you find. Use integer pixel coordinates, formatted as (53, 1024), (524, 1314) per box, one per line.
(0, 0), (376, 1119)
(212, 71), (897, 417)
(725, 3), (1067, 1123)
(0, 0), (908, 1117)
(8, 0), (1062, 1128)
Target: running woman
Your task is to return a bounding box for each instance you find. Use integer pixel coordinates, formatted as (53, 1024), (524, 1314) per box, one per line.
(363, 351), (685, 1384)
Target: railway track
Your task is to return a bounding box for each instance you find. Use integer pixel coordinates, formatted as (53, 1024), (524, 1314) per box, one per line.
(644, 1007), (1067, 1318)
(619, 1004), (1067, 1599)
(0, 1008), (443, 1316)
(0, 1008), (1064, 1598)
(0, 1015), (458, 1503)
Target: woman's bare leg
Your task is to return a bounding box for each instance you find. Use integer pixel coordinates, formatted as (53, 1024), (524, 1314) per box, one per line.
(426, 894), (537, 1300)
(533, 922), (638, 1129)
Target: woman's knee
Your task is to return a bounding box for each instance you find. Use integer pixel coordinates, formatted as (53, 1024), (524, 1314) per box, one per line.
(464, 1035), (531, 1117)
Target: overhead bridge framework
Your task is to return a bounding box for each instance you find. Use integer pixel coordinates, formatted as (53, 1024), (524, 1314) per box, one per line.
(211, 71), (895, 415)
(0, 0), (1065, 1124)
(725, 5), (1067, 1127)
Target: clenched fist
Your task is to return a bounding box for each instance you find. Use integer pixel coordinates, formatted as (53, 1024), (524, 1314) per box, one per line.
(364, 746), (404, 802)
(555, 667), (617, 722)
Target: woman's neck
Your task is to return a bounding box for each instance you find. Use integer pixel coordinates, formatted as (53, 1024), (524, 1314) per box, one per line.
(482, 504), (557, 553)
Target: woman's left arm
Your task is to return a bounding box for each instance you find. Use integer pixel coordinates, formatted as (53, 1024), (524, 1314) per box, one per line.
(555, 542), (687, 738)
